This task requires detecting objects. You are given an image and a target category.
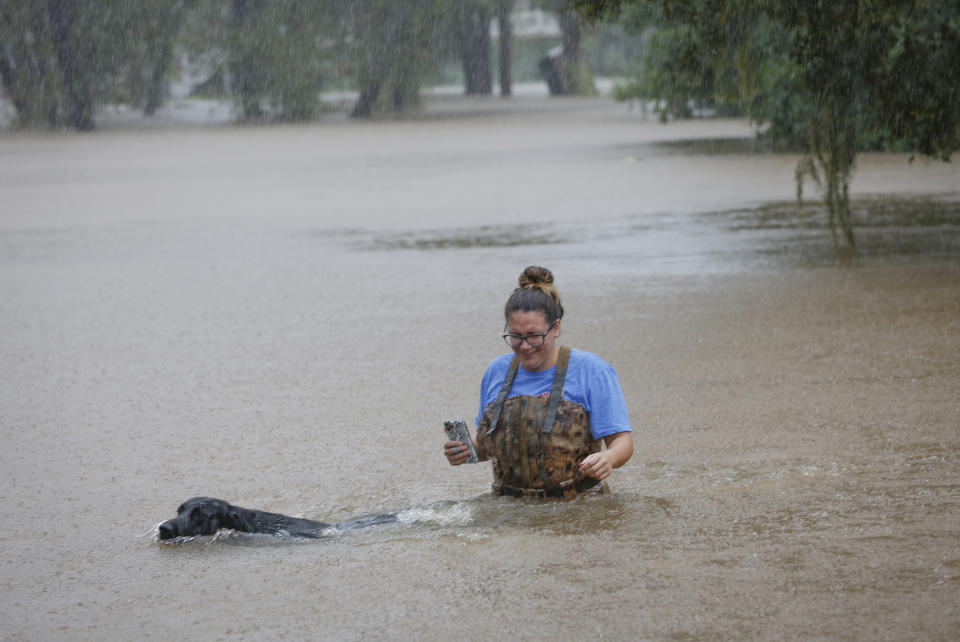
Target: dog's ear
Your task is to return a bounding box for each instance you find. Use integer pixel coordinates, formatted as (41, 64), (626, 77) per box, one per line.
(227, 509), (243, 530)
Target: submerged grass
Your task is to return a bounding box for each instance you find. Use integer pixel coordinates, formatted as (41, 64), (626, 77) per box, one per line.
(359, 194), (960, 264)
(721, 194), (960, 231)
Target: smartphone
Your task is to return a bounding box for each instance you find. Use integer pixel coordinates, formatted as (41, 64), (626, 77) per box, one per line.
(443, 420), (479, 463)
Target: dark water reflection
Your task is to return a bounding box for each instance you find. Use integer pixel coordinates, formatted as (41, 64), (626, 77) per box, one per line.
(641, 136), (778, 156)
(362, 194), (960, 274)
(367, 223), (567, 250)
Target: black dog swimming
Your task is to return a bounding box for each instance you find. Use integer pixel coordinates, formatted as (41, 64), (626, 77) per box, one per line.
(158, 497), (397, 540)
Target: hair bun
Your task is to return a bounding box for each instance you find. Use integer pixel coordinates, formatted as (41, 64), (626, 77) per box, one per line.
(518, 266), (554, 288)
(505, 266), (563, 322)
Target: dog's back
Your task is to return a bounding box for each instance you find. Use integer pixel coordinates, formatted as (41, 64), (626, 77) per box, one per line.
(158, 497), (396, 540)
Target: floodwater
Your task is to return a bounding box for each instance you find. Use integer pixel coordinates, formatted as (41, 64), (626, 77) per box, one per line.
(1, 96), (958, 641)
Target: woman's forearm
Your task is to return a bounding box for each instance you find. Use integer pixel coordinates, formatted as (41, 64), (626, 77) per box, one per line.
(603, 431), (634, 469)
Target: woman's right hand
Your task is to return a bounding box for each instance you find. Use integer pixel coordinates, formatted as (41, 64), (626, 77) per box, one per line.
(443, 440), (470, 466)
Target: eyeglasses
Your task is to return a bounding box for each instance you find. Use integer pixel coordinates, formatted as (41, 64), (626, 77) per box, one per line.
(502, 319), (557, 348)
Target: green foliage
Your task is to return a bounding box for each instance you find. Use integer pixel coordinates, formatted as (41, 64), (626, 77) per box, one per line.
(576, 0), (960, 247)
(0, 1), (644, 126)
(0, 0), (191, 129)
(0, 1), (63, 126)
(226, 0), (332, 121)
(346, 0), (448, 117)
(0, 0), (451, 125)
(869, 1), (960, 158)
(108, 0), (190, 114)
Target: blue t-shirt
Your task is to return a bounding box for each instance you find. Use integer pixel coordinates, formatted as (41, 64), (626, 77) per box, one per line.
(475, 348), (632, 440)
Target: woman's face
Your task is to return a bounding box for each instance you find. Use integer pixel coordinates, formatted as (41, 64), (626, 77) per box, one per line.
(505, 310), (561, 372)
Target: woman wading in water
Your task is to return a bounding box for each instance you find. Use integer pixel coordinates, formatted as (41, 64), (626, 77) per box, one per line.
(444, 266), (633, 498)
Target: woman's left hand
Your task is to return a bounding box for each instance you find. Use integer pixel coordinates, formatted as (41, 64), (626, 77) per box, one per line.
(578, 452), (613, 480)
(580, 432), (634, 480)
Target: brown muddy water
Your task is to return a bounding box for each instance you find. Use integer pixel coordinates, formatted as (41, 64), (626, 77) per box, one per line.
(1, 98), (959, 640)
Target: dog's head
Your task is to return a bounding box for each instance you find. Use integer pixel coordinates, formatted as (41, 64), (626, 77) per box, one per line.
(158, 497), (237, 540)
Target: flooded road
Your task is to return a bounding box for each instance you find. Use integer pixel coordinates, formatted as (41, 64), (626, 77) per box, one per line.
(1, 97), (958, 640)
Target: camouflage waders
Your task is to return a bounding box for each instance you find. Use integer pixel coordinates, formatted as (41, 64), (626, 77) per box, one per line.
(476, 346), (605, 499)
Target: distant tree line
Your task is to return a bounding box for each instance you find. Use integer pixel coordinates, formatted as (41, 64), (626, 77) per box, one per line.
(0, 0), (603, 127)
(6, 1), (955, 245)
(575, 0), (960, 247)
(0, 0), (191, 129)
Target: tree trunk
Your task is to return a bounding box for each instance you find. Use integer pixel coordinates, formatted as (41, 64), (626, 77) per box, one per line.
(352, 78), (383, 118)
(143, 1), (187, 116)
(556, 7), (595, 96)
(0, 44), (26, 115)
(496, 0), (514, 97)
(350, 0), (440, 118)
(46, 0), (94, 130)
(459, 2), (492, 95)
(230, 0), (263, 120)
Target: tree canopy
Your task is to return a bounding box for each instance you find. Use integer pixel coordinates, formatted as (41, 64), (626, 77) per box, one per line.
(0, 0), (462, 125)
(576, 0), (960, 246)
(0, 1), (569, 126)
(3, 1), (956, 245)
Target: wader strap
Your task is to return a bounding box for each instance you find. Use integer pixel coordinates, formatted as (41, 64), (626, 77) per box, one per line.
(517, 397), (533, 483)
(541, 346), (571, 434)
(486, 355), (520, 436)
